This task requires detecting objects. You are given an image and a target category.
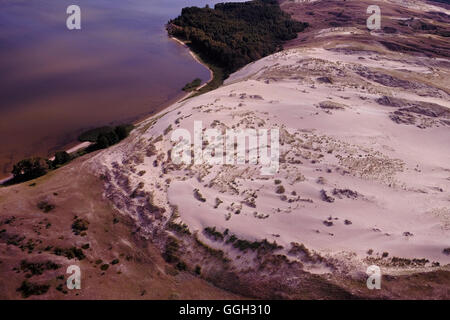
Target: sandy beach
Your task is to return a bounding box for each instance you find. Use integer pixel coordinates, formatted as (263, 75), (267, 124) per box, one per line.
(170, 36), (215, 92)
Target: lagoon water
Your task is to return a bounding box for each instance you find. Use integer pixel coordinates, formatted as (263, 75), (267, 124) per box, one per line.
(0, 0), (234, 178)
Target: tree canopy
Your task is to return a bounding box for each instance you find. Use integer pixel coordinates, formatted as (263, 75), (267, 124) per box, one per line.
(168, 0), (308, 75)
(12, 157), (50, 181)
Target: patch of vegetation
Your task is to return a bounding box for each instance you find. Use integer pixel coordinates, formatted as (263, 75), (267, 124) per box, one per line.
(332, 188), (358, 199)
(137, 170), (146, 176)
(163, 125), (173, 136)
(78, 124), (134, 144)
(288, 242), (325, 264)
(53, 151), (72, 166)
(19, 260), (61, 277)
(167, 221), (191, 235)
(167, 0), (308, 77)
(275, 185), (285, 194)
(194, 265), (201, 275)
(55, 283), (68, 294)
(163, 236), (180, 263)
(53, 247), (85, 260)
(323, 220), (333, 227)
(71, 218), (89, 235)
(193, 188), (206, 202)
(17, 281), (50, 298)
(390, 257), (429, 267)
(203, 226), (224, 241)
(37, 201), (55, 213)
(176, 261), (187, 271)
(232, 237), (281, 252)
(146, 196), (166, 215)
(3, 124), (134, 186)
(100, 263), (109, 271)
(194, 235), (230, 263)
(4, 234), (25, 247)
(244, 196), (256, 208)
(111, 259), (119, 265)
(214, 197), (223, 209)
(226, 234), (237, 244)
(320, 189), (335, 203)
(11, 158), (51, 182)
(182, 78), (202, 92)
(19, 239), (37, 253)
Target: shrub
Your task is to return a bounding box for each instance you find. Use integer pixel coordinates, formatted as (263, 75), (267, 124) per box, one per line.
(12, 157), (50, 181)
(53, 151), (71, 166)
(72, 218), (89, 235)
(176, 261), (187, 271)
(194, 265), (201, 275)
(100, 264), (109, 271)
(275, 185), (285, 194)
(232, 238), (280, 252)
(17, 281), (50, 298)
(193, 189), (206, 202)
(323, 220), (333, 227)
(320, 189), (335, 203)
(163, 237), (180, 263)
(214, 197), (223, 209)
(19, 260), (61, 276)
(53, 247), (85, 260)
(204, 226), (224, 241)
(37, 201), (55, 213)
(182, 78), (202, 92)
(79, 124), (134, 149)
(167, 222), (191, 235)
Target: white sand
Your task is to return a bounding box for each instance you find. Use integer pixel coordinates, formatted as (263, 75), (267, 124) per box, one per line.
(91, 41), (450, 274)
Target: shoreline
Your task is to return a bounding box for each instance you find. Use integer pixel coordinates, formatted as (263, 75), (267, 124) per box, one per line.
(169, 36), (214, 92)
(0, 35), (217, 185)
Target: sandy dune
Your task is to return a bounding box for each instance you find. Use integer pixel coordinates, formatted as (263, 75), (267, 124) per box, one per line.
(88, 0), (450, 298)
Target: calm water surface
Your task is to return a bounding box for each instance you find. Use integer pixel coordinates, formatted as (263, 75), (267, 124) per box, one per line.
(0, 0), (234, 178)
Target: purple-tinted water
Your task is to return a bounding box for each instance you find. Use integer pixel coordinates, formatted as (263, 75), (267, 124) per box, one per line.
(0, 0), (235, 178)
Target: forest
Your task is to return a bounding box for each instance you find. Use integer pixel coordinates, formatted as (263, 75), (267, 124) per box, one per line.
(167, 0), (308, 76)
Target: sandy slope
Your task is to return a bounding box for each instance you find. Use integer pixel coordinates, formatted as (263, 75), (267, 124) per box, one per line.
(88, 0), (450, 298)
(91, 44), (449, 269)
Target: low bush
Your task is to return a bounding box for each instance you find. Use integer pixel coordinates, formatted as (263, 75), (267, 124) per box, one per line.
(17, 281), (50, 298)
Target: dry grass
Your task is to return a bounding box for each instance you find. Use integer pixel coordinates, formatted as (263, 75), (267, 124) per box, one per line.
(0, 155), (242, 299)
